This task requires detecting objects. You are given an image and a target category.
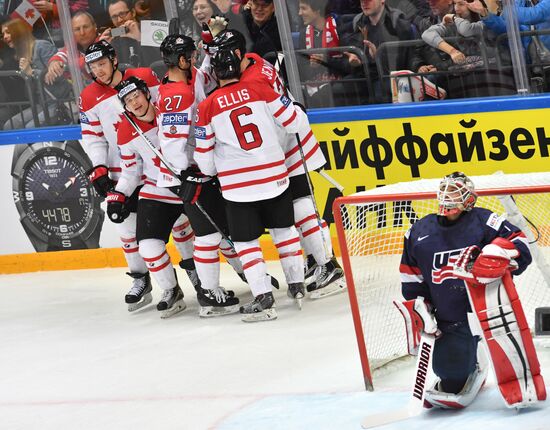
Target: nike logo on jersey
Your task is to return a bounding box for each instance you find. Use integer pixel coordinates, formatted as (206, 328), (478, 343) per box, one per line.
(96, 94), (106, 101)
(418, 235), (429, 241)
(131, 131), (138, 136)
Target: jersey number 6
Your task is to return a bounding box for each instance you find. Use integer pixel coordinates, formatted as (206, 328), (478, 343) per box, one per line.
(229, 106), (263, 151)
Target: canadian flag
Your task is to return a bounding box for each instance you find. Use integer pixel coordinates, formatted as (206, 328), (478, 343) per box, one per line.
(11, 0), (41, 27)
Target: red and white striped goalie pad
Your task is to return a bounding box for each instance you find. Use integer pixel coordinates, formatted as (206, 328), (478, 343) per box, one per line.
(465, 270), (546, 408)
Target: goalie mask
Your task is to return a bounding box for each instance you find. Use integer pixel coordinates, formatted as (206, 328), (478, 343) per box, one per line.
(160, 34), (196, 69)
(437, 171), (477, 216)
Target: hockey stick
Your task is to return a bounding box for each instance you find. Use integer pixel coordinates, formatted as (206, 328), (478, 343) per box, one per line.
(317, 170), (344, 193)
(294, 133), (331, 260)
(122, 111), (235, 249)
(361, 333), (435, 429)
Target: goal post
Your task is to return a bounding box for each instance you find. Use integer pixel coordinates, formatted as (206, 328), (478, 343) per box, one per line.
(333, 172), (550, 391)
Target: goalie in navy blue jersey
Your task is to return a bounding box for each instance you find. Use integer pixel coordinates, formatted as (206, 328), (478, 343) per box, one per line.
(397, 171), (534, 409)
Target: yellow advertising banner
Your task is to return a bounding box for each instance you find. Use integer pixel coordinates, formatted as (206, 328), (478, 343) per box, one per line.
(309, 109), (550, 224)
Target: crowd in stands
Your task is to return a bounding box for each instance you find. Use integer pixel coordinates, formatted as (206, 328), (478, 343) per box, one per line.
(0, 0), (549, 129)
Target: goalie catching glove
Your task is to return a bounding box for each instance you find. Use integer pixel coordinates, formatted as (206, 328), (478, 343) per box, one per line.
(453, 237), (519, 285)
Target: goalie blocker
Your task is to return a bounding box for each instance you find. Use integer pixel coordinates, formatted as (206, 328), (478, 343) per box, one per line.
(455, 239), (547, 408)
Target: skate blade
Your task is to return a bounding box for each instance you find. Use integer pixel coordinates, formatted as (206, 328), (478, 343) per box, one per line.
(127, 293), (152, 312)
(241, 308), (277, 323)
(295, 297), (303, 310)
(199, 304), (240, 318)
(160, 299), (187, 319)
(309, 279), (347, 299)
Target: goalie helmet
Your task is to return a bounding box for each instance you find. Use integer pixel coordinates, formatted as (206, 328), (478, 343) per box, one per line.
(116, 76), (150, 109)
(437, 171), (477, 216)
(160, 34), (196, 67)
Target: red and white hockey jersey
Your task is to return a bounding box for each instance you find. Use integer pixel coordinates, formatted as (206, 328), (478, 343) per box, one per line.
(194, 79), (301, 203)
(79, 67), (160, 180)
(241, 53), (326, 177)
(156, 66), (214, 188)
(115, 111), (181, 205)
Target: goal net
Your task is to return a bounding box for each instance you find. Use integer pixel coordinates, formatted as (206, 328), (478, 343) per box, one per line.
(333, 172), (550, 391)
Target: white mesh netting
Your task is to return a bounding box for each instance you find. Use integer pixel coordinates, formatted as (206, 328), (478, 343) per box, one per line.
(335, 172), (550, 374)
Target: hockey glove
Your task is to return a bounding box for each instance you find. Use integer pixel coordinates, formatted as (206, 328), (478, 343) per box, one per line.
(453, 245), (481, 282)
(393, 296), (439, 355)
(87, 165), (115, 198)
(201, 16), (228, 46)
(106, 191), (129, 223)
(177, 169), (204, 204)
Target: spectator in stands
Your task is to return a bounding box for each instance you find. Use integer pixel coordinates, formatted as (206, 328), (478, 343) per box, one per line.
(99, 0), (144, 66)
(297, 0), (346, 107)
(422, 0), (483, 65)
(192, 0), (222, 40)
(1, 18), (64, 128)
(339, 0), (422, 103)
(468, 0), (550, 50)
(44, 10), (99, 85)
(243, 0), (282, 65)
(212, 0), (251, 46)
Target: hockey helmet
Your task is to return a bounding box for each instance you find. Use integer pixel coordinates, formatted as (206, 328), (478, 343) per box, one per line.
(160, 34), (196, 67)
(437, 171), (477, 216)
(84, 40), (116, 65)
(208, 29), (247, 56)
(211, 47), (242, 81)
(116, 76), (150, 108)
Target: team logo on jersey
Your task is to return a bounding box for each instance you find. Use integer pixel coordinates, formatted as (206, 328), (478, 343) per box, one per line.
(170, 125), (177, 134)
(194, 126), (207, 139)
(280, 95), (291, 107)
(162, 113), (188, 125)
(431, 247), (463, 284)
(79, 112), (90, 124)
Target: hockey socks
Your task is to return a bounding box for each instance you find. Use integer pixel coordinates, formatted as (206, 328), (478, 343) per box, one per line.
(117, 213), (148, 274)
(172, 214), (194, 261)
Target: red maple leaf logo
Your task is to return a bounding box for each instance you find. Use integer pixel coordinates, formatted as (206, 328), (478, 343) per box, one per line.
(25, 8), (35, 20)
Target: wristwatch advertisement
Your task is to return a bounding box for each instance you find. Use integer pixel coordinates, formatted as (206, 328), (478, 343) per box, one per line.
(11, 140), (105, 252)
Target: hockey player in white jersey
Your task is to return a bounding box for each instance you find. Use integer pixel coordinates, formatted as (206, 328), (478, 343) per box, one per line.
(156, 34), (241, 317)
(108, 77), (188, 318)
(79, 40), (196, 312)
(208, 30), (345, 299)
(195, 42), (306, 321)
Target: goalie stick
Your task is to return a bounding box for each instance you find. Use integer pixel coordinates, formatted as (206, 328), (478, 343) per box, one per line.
(361, 333), (435, 429)
(122, 111), (235, 249)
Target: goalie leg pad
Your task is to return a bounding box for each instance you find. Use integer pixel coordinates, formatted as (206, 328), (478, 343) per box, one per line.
(466, 271), (546, 408)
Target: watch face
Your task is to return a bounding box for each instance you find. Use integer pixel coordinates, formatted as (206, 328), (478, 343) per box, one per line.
(17, 146), (95, 240)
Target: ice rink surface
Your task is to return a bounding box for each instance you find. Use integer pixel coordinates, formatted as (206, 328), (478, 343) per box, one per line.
(2, 262), (550, 430)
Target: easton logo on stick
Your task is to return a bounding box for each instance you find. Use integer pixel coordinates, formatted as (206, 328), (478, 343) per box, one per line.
(413, 341), (432, 399)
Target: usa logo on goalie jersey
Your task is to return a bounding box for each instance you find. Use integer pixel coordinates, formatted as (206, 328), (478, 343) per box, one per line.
(400, 207), (532, 324)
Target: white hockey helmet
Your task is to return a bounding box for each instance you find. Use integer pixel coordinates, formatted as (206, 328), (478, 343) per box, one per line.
(437, 171), (477, 216)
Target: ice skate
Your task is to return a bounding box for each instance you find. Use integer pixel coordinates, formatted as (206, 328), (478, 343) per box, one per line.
(287, 283), (305, 310)
(304, 254), (317, 280)
(125, 272), (153, 311)
(179, 258), (202, 292)
(238, 272), (280, 290)
(157, 285), (186, 319)
(239, 292), (277, 322)
(306, 257), (346, 299)
(197, 286), (240, 317)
